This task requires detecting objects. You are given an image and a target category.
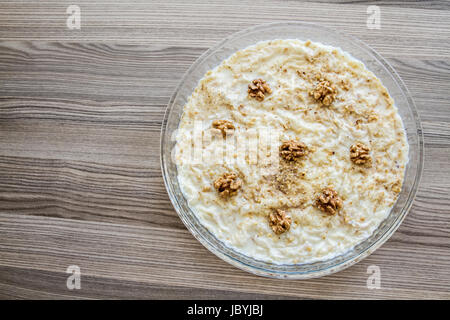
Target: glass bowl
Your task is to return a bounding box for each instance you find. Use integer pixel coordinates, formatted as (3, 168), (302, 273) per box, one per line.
(160, 22), (423, 279)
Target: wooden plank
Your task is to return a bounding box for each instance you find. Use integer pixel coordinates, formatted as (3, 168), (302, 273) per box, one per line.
(0, 1), (448, 58)
(304, 1), (450, 10)
(0, 266), (298, 300)
(0, 213), (449, 299)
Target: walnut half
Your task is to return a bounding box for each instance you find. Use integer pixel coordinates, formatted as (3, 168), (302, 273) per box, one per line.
(269, 209), (292, 235)
(248, 78), (272, 101)
(316, 187), (343, 215)
(212, 119), (235, 138)
(280, 140), (308, 161)
(350, 142), (372, 166)
(310, 80), (337, 106)
(213, 172), (242, 198)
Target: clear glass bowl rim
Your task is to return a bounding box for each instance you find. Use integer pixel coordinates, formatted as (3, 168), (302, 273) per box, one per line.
(160, 21), (424, 279)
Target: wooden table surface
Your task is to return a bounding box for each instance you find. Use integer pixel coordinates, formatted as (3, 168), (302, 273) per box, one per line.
(0, 0), (449, 299)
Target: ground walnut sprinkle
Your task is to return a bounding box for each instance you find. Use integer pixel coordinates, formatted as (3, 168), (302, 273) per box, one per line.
(280, 140), (308, 161)
(350, 142), (372, 166)
(213, 172), (242, 198)
(248, 78), (272, 101)
(269, 209), (292, 235)
(212, 119), (235, 137)
(316, 187), (343, 215)
(310, 80), (337, 106)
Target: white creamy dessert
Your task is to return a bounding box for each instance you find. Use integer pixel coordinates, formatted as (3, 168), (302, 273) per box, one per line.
(175, 39), (408, 264)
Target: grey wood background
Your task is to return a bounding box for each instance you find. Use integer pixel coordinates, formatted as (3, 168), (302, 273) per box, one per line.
(0, 0), (449, 299)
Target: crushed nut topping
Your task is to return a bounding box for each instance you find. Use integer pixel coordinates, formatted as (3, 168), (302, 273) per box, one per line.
(391, 181), (402, 194)
(310, 80), (337, 106)
(275, 164), (307, 196)
(280, 140), (308, 161)
(212, 119), (235, 137)
(368, 113), (378, 122)
(213, 172), (242, 198)
(316, 187), (343, 215)
(269, 209), (292, 235)
(340, 79), (351, 91)
(248, 78), (272, 101)
(350, 142), (372, 166)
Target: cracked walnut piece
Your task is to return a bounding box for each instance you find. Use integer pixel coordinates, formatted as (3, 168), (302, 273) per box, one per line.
(310, 80), (337, 106)
(269, 209), (292, 235)
(213, 172), (242, 198)
(280, 140), (308, 161)
(248, 79), (272, 101)
(316, 187), (343, 215)
(212, 120), (235, 138)
(350, 142), (372, 166)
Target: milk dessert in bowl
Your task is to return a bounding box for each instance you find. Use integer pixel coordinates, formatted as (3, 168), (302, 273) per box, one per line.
(161, 22), (423, 278)
(174, 39), (408, 264)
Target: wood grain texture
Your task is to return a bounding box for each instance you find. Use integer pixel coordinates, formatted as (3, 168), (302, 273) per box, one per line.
(0, 0), (449, 299)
